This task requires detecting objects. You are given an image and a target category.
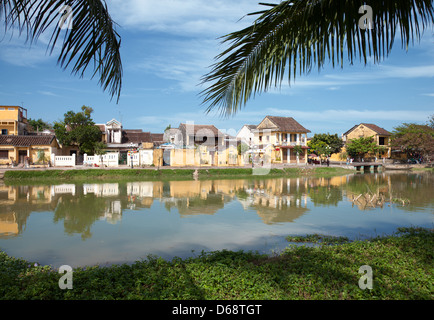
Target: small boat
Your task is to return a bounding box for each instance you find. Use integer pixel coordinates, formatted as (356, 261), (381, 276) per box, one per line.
(383, 164), (413, 171)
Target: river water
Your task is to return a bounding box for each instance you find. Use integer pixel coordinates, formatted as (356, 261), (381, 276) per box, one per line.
(0, 171), (432, 268)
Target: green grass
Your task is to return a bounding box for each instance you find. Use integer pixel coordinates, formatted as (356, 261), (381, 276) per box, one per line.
(3, 166), (355, 182)
(1, 227), (432, 300)
(3, 168), (196, 182)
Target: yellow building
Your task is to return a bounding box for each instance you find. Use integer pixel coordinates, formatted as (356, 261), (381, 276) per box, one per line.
(336, 123), (391, 160)
(0, 105), (28, 136)
(0, 135), (60, 166)
(252, 116), (311, 164)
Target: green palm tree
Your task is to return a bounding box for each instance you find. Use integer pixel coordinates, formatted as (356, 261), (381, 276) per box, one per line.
(200, 0), (434, 116)
(1, 0), (122, 101)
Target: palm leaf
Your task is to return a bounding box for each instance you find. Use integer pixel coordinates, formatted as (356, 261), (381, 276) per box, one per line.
(200, 0), (434, 116)
(0, 0), (122, 101)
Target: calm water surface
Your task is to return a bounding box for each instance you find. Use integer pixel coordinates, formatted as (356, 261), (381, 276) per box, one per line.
(0, 172), (432, 268)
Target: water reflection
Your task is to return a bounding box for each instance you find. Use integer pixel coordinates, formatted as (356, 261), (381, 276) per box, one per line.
(0, 172), (432, 240)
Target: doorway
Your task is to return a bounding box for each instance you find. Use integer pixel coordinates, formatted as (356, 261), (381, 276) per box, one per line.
(18, 150), (27, 164)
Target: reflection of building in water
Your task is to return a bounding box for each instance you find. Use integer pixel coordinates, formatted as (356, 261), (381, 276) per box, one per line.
(243, 178), (309, 224)
(0, 184), (56, 237)
(0, 212), (18, 238)
(102, 200), (122, 224)
(51, 184), (76, 196)
(83, 183), (119, 197)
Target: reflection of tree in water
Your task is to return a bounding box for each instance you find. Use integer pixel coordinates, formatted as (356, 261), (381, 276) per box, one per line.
(164, 193), (228, 216)
(345, 172), (434, 211)
(308, 185), (343, 207)
(53, 194), (111, 240)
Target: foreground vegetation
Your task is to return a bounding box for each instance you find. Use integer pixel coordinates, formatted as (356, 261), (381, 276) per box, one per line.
(3, 166), (355, 181)
(0, 227), (432, 300)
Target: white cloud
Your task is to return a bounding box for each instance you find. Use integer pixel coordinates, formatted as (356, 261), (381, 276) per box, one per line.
(107, 0), (257, 36)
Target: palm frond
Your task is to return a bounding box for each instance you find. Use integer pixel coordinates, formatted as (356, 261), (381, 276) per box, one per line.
(0, 0), (122, 101)
(200, 0), (434, 117)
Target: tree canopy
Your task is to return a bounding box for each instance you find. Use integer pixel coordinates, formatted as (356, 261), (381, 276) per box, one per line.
(27, 118), (51, 132)
(200, 0), (434, 115)
(1, 0), (122, 101)
(390, 122), (434, 162)
(308, 133), (344, 157)
(53, 105), (102, 155)
(346, 136), (386, 160)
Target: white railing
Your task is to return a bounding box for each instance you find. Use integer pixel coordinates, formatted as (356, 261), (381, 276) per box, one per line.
(84, 153), (119, 167)
(51, 153), (76, 167)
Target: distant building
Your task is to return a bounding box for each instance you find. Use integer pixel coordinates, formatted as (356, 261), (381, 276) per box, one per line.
(236, 125), (256, 146)
(0, 105), (28, 136)
(0, 135), (60, 166)
(252, 116), (311, 164)
(342, 123), (391, 158)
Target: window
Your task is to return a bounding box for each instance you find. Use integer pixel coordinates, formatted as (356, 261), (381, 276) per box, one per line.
(259, 135), (262, 142)
(1, 129), (7, 135)
(0, 150), (8, 159)
(379, 137), (386, 145)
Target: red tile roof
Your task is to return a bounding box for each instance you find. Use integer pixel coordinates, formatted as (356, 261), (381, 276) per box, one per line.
(0, 135), (56, 146)
(261, 116), (311, 133)
(343, 123), (391, 136)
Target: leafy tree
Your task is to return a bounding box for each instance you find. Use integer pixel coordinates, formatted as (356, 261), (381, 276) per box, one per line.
(237, 142), (249, 155)
(308, 133), (344, 156)
(390, 123), (434, 162)
(1, 0), (122, 101)
(346, 136), (386, 161)
(28, 118), (51, 132)
(53, 105), (102, 155)
(200, 1), (434, 115)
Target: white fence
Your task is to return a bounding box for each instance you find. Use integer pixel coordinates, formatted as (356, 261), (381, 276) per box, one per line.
(84, 153), (119, 167)
(126, 150), (153, 167)
(51, 153), (76, 167)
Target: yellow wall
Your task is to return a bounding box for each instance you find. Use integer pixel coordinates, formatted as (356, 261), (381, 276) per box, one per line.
(342, 124), (391, 159)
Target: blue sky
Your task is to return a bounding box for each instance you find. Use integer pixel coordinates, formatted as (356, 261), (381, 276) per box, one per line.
(0, 0), (433, 137)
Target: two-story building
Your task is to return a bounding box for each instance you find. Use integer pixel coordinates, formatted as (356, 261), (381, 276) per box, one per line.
(342, 123), (391, 158)
(0, 105), (60, 166)
(0, 105), (28, 136)
(252, 116), (311, 164)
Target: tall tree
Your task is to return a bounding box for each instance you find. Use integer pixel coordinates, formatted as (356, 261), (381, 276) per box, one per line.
(308, 133), (344, 156)
(346, 136), (386, 161)
(28, 118), (52, 132)
(390, 123), (434, 162)
(200, 1), (434, 115)
(0, 0), (122, 101)
(54, 105), (102, 155)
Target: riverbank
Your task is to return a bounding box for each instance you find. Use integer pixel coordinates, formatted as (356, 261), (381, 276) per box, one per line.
(1, 166), (357, 181)
(0, 227), (432, 300)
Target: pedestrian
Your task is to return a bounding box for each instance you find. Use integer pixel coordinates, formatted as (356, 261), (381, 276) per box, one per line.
(326, 157), (330, 167)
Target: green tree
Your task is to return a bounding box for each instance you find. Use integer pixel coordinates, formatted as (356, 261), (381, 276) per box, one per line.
(53, 105), (102, 155)
(200, 1), (434, 115)
(390, 123), (434, 162)
(346, 136), (386, 161)
(308, 133), (344, 156)
(237, 142), (249, 155)
(1, 0), (122, 101)
(28, 118), (51, 132)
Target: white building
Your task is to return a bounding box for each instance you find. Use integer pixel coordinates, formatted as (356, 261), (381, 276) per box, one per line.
(236, 125), (256, 146)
